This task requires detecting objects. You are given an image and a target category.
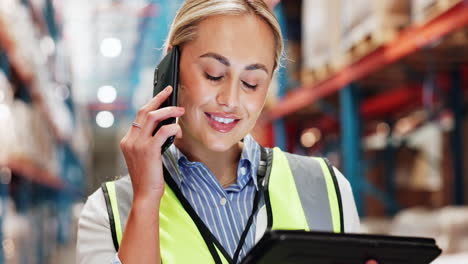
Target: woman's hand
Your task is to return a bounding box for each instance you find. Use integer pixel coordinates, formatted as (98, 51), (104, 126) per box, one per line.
(118, 86), (183, 263)
(120, 85), (184, 202)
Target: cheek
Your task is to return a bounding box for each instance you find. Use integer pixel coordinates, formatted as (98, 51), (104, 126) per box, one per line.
(179, 86), (204, 110)
(179, 72), (212, 109)
(179, 83), (213, 108)
(243, 91), (267, 119)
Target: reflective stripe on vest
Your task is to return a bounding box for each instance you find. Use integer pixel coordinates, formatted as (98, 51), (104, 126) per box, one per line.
(271, 148), (343, 232)
(101, 147), (343, 263)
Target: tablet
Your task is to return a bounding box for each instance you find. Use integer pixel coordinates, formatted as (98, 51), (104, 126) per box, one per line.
(241, 230), (442, 264)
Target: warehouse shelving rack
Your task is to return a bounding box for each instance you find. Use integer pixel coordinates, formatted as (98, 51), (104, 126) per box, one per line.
(0, 0), (83, 190)
(268, 1), (468, 216)
(0, 0), (87, 263)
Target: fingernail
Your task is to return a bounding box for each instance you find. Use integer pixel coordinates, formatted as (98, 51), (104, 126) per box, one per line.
(165, 86), (172, 92)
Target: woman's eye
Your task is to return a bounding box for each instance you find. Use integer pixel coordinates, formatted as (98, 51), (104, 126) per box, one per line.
(242, 81), (257, 90)
(205, 73), (223, 81)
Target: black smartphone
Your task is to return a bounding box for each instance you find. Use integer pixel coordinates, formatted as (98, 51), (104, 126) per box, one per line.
(152, 45), (180, 153)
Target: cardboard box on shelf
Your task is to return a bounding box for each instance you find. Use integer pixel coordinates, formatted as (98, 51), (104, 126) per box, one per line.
(338, 0), (410, 64)
(8, 101), (33, 163)
(0, 2), (39, 84)
(301, 0), (341, 84)
(6, 99), (60, 184)
(412, 0), (463, 24)
(30, 104), (59, 176)
(1, 0), (74, 143)
(0, 71), (16, 165)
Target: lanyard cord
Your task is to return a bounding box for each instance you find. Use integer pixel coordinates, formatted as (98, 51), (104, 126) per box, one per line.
(162, 146), (270, 264)
(231, 188), (262, 263)
(231, 146), (269, 263)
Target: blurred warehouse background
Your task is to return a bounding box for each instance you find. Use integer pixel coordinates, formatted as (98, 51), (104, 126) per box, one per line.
(0, 0), (467, 263)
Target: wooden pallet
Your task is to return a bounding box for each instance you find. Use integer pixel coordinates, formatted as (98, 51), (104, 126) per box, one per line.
(341, 18), (407, 66)
(413, 0), (464, 24)
(339, 0), (410, 65)
(302, 0), (341, 85)
(301, 62), (337, 85)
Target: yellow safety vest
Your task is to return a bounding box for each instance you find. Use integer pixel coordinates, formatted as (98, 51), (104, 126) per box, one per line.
(102, 147), (343, 263)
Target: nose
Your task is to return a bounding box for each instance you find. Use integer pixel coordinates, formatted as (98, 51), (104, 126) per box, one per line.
(216, 80), (239, 110)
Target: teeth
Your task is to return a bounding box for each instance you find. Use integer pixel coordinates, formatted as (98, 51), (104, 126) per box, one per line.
(210, 114), (235, 124)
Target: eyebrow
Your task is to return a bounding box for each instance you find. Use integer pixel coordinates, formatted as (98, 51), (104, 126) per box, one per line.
(245, 63), (268, 74)
(199, 52), (269, 75)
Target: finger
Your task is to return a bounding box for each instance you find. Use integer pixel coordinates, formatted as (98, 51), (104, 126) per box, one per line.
(136, 85), (173, 122)
(140, 107), (184, 137)
(125, 120), (145, 144)
(152, 123), (181, 148)
(129, 86), (174, 141)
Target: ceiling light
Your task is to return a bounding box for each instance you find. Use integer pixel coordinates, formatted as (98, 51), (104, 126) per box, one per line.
(97, 85), (117, 103)
(96, 111), (115, 128)
(100, 37), (122, 58)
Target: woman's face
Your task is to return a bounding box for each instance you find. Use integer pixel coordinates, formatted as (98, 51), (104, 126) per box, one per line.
(176, 14), (276, 152)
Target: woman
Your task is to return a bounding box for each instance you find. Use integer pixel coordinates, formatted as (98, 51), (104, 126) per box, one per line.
(77, 1), (360, 263)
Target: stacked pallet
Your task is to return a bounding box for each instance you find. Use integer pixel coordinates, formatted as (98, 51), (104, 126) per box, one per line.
(339, 0), (411, 65)
(301, 0), (467, 85)
(412, 0), (464, 24)
(0, 0), (74, 142)
(301, 0), (341, 85)
(0, 75), (61, 186)
(302, 0), (412, 85)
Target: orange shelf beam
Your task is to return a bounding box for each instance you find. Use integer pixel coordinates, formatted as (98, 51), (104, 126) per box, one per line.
(268, 1), (468, 120)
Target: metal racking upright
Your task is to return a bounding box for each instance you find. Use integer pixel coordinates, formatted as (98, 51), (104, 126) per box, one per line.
(267, 1), (468, 216)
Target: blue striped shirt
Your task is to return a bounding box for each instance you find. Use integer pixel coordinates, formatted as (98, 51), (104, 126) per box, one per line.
(112, 134), (262, 263)
(162, 134), (261, 261)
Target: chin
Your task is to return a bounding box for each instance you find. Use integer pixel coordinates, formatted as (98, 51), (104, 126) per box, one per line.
(200, 132), (242, 153)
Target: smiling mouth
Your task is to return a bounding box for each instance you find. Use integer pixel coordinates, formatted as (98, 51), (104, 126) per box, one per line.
(207, 113), (237, 124)
(204, 113), (241, 133)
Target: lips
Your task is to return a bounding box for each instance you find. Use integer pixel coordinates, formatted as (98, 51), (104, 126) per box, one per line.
(205, 112), (241, 133)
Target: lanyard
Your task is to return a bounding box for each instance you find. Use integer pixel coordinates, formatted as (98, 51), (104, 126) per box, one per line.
(231, 184), (263, 263)
(163, 146), (271, 264)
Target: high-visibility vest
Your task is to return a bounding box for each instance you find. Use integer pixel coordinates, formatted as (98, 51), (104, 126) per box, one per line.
(102, 147), (343, 263)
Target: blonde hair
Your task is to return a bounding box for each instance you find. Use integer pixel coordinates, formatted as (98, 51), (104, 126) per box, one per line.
(164, 0), (283, 72)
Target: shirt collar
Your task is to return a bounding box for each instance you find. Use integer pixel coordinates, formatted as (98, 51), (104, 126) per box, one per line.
(240, 134), (260, 189)
(161, 134), (261, 190)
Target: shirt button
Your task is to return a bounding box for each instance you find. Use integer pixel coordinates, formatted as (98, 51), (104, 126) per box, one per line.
(220, 197), (227, 206)
(240, 166), (247, 175)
